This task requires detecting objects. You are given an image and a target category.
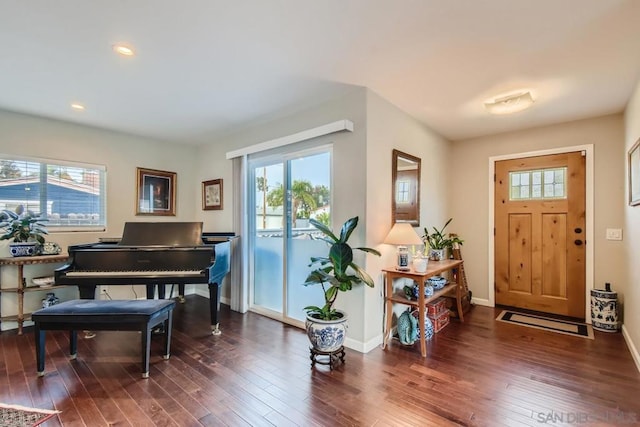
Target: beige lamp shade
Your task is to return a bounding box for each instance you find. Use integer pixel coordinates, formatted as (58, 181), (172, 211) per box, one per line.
(384, 223), (423, 246)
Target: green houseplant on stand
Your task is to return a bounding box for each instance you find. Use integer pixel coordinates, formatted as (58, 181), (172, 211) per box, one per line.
(303, 216), (380, 367)
(0, 205), (48, 256)
(422, 218), (463, 261)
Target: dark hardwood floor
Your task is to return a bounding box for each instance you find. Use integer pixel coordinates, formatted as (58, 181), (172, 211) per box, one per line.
(1, 295), (639, 426)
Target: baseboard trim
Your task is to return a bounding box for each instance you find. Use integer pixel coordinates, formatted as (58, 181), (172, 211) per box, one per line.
(191, 286), (230, 306)
(471, 297), (492, 307)
(344, 335), (380, 354)
(622, 324), (640, 373)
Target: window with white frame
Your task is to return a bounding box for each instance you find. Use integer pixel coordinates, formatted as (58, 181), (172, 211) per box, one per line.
(509, 167), (567, 200)
(396, 180), (410, 203)
(0, 156), (106, 231)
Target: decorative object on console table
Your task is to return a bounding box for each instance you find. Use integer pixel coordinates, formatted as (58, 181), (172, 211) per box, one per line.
(426, 297), (447, 317)
(412, 281), (434, 298)
(384, 223), (423, 271)
(135, 167), (176, 216)
(427, 276), (447, 290)
(412, 309), (434, 340)
(8, 242), (39, 257)
(41, 242), (62, 255)
(428, 308), (450, 333)
(422, 218), (463, 261)
(396, 309), (418, 345)
(0, 254), (71, 335)
(412, 251), (428, 273)
(202, 178), (223, 210)
(0, 205), (49, 257)
(302, 216), (381, 368)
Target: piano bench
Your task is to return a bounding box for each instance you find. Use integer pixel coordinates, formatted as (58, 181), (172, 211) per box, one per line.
(32, 299), (176, 379)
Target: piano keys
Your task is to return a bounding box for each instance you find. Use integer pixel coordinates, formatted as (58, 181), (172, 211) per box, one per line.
(55, 222), (234, 335)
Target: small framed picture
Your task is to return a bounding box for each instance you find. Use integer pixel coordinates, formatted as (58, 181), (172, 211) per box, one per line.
(136, 167), (176, 216)
(202, 179), (223, 210)
(629, 138), (640, 206)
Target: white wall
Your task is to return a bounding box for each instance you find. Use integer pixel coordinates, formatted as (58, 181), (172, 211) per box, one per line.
(0, 109), (199, 325)
(623, 79), (640, 370)
(365, 90), (451, 350)
(451, 114), (626, 310)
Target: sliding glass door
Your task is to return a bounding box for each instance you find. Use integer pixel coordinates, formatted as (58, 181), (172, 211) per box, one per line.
(249, 147), (331, 325)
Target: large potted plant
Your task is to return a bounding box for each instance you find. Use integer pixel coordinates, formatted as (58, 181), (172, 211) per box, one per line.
(422, 217), (463, 261)
(0, 205), (48, 256)
(303, 216), (381, 352)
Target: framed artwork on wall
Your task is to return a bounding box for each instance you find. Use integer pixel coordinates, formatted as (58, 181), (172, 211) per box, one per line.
(629, 138), (640, 206)
(136, 167), (176, 216)
(202, 179), (223, 210)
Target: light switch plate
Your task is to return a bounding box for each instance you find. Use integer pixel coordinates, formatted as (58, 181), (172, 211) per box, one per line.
(606, 228), (623, 241)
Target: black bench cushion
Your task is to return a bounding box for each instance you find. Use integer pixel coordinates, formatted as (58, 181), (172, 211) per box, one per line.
(33, 299), (176, 317)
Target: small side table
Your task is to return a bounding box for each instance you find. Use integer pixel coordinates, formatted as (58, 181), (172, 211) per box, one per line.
(0, 254), (70, 334)
(382, 259), (465, 357)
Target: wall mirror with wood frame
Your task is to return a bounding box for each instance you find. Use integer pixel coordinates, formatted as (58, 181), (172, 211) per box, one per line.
(392, 149), (421, 226)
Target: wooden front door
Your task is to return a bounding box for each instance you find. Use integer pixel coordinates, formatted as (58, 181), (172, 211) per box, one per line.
(495, 151), (586, 318)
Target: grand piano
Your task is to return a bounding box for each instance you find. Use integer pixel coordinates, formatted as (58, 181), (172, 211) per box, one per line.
(55, 222), (234, 335)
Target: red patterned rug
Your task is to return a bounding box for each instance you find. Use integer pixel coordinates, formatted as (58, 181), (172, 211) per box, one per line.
(0, 403), (59, 426)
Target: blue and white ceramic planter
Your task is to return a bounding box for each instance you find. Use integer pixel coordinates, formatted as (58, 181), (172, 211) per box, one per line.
(427, 276), (447, 290)
(429, 248), (446, 261)
(590, 288), (619, 332)
(412, 283), (434, 298)
(305, 311), (348, 352)
(9, 242), (40, 257)
(41, 292), (60, 308)
(413, 310), (434, 340)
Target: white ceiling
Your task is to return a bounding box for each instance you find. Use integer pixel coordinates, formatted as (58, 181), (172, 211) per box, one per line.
(1, 0), (640, 145)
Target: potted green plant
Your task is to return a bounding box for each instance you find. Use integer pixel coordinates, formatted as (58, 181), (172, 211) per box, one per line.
(303, 216), (381, 352)
(422, 217), (463, 261)
(0, 205), (48, 256)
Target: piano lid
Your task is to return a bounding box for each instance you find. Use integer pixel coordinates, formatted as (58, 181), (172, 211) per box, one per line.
(119, 222), (204, 246)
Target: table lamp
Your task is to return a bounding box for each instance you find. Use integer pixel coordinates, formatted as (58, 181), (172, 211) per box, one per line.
(384, 223), (424, 271)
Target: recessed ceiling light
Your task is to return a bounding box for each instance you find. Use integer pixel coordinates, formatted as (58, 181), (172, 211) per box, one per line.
(112, 44), (135, 57)
(71, 103), (85, 111)
(484, 90), (535, 115)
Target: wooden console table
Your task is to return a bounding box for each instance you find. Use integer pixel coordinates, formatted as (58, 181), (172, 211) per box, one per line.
(0, 254), (70, 335)
(382, 259), (465, 357)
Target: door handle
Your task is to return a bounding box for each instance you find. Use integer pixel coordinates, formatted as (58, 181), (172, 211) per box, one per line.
(574, 228), (582, 234)
(574, 240), (583, 246)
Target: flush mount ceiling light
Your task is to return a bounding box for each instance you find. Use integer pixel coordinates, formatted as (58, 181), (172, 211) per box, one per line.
(112, 44), (135, 57)
(484, 90), (535, 115)
(70, 103), (85, 111)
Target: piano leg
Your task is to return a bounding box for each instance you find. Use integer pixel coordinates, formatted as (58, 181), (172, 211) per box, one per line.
(168, 284), (186, 303)
(78, 285), (97, 300)
(146, 284), (168, 300)
(78, 286), (97, 339)
(208, 282), (222, 336)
